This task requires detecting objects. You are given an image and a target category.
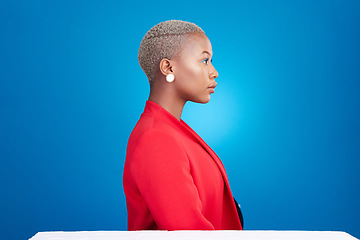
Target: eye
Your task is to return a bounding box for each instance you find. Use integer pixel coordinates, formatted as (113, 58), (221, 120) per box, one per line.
(202, 58), (210, 64)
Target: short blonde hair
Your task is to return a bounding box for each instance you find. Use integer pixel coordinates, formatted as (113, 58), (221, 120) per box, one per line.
(138, 20), (205, 83)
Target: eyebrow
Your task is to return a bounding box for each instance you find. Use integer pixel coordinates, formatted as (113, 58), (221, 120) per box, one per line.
(200, 50), (212, 56)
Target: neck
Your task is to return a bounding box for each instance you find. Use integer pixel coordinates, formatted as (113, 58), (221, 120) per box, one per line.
(148, 83), (186, 121)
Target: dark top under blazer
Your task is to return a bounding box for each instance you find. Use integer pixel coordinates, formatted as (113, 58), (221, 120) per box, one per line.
(123, 100), (242, 230)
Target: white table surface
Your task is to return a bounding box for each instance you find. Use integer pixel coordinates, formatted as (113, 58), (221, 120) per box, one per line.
(29, 230), (359, 240)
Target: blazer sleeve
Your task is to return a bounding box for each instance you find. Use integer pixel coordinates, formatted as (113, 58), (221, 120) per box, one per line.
(130, 129), (215, 230)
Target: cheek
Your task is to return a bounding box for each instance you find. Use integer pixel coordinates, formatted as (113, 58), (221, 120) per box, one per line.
(181, 64), (203, 82)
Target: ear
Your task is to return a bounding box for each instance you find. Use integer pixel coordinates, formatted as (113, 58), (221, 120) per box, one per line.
(159, 58), (174, 77)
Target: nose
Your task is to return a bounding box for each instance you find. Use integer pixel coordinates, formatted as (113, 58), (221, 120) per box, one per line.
(210, 64), (219, 79)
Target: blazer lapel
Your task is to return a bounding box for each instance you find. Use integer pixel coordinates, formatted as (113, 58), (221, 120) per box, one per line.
(180, 120), (230, 185)
(145, 100), (231, 188)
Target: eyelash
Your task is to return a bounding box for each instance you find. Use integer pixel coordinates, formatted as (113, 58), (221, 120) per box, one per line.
(202, 58), (212, 64)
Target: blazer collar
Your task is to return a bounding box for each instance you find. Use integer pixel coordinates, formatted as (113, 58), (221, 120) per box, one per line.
(143, 100), (230, 183)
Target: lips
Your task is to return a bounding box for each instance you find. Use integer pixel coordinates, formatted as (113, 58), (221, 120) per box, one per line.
(208, 82), (217, 93)
(208, 82), (217, 89)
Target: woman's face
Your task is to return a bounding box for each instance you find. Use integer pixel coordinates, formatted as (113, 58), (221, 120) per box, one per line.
(172, 32), (219, 104)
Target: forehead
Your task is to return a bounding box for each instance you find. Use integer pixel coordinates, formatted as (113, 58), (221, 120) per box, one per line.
(179, 32), (212, 56)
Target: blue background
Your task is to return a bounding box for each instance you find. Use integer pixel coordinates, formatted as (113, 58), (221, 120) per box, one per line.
(1, 1), (359, 239)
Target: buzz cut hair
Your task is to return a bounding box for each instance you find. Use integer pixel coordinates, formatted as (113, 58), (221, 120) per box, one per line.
(138, 20), (205, 83)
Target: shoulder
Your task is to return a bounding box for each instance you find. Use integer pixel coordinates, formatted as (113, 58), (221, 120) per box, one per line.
(126, 111), (189, 166)
(129, 126), (187, 161)
(129, 112), (184, 146)
(136, 128), (185, 155)
(126, 127), (190, 182)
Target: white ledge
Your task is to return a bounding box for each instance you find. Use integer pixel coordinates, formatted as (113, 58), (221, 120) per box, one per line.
(29, 230), (359, 240)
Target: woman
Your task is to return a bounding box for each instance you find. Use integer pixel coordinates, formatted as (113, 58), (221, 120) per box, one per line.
(123, 20), (242, 230)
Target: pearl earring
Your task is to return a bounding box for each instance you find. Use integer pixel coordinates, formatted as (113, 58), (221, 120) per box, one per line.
(166, 74), (175, 83)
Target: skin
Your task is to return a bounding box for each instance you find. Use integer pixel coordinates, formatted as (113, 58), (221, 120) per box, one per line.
(148, 32), (219, 120)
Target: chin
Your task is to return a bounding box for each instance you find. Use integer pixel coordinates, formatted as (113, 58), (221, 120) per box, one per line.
(193, 97), (211, 104)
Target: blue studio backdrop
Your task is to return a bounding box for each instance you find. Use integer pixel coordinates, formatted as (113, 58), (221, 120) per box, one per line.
(1, 1), (359, 240)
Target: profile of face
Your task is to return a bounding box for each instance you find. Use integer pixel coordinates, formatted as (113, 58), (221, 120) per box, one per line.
(168, 33), (219, 104)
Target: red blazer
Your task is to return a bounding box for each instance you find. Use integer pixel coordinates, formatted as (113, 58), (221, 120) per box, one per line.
(123, 100), (242, 230)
